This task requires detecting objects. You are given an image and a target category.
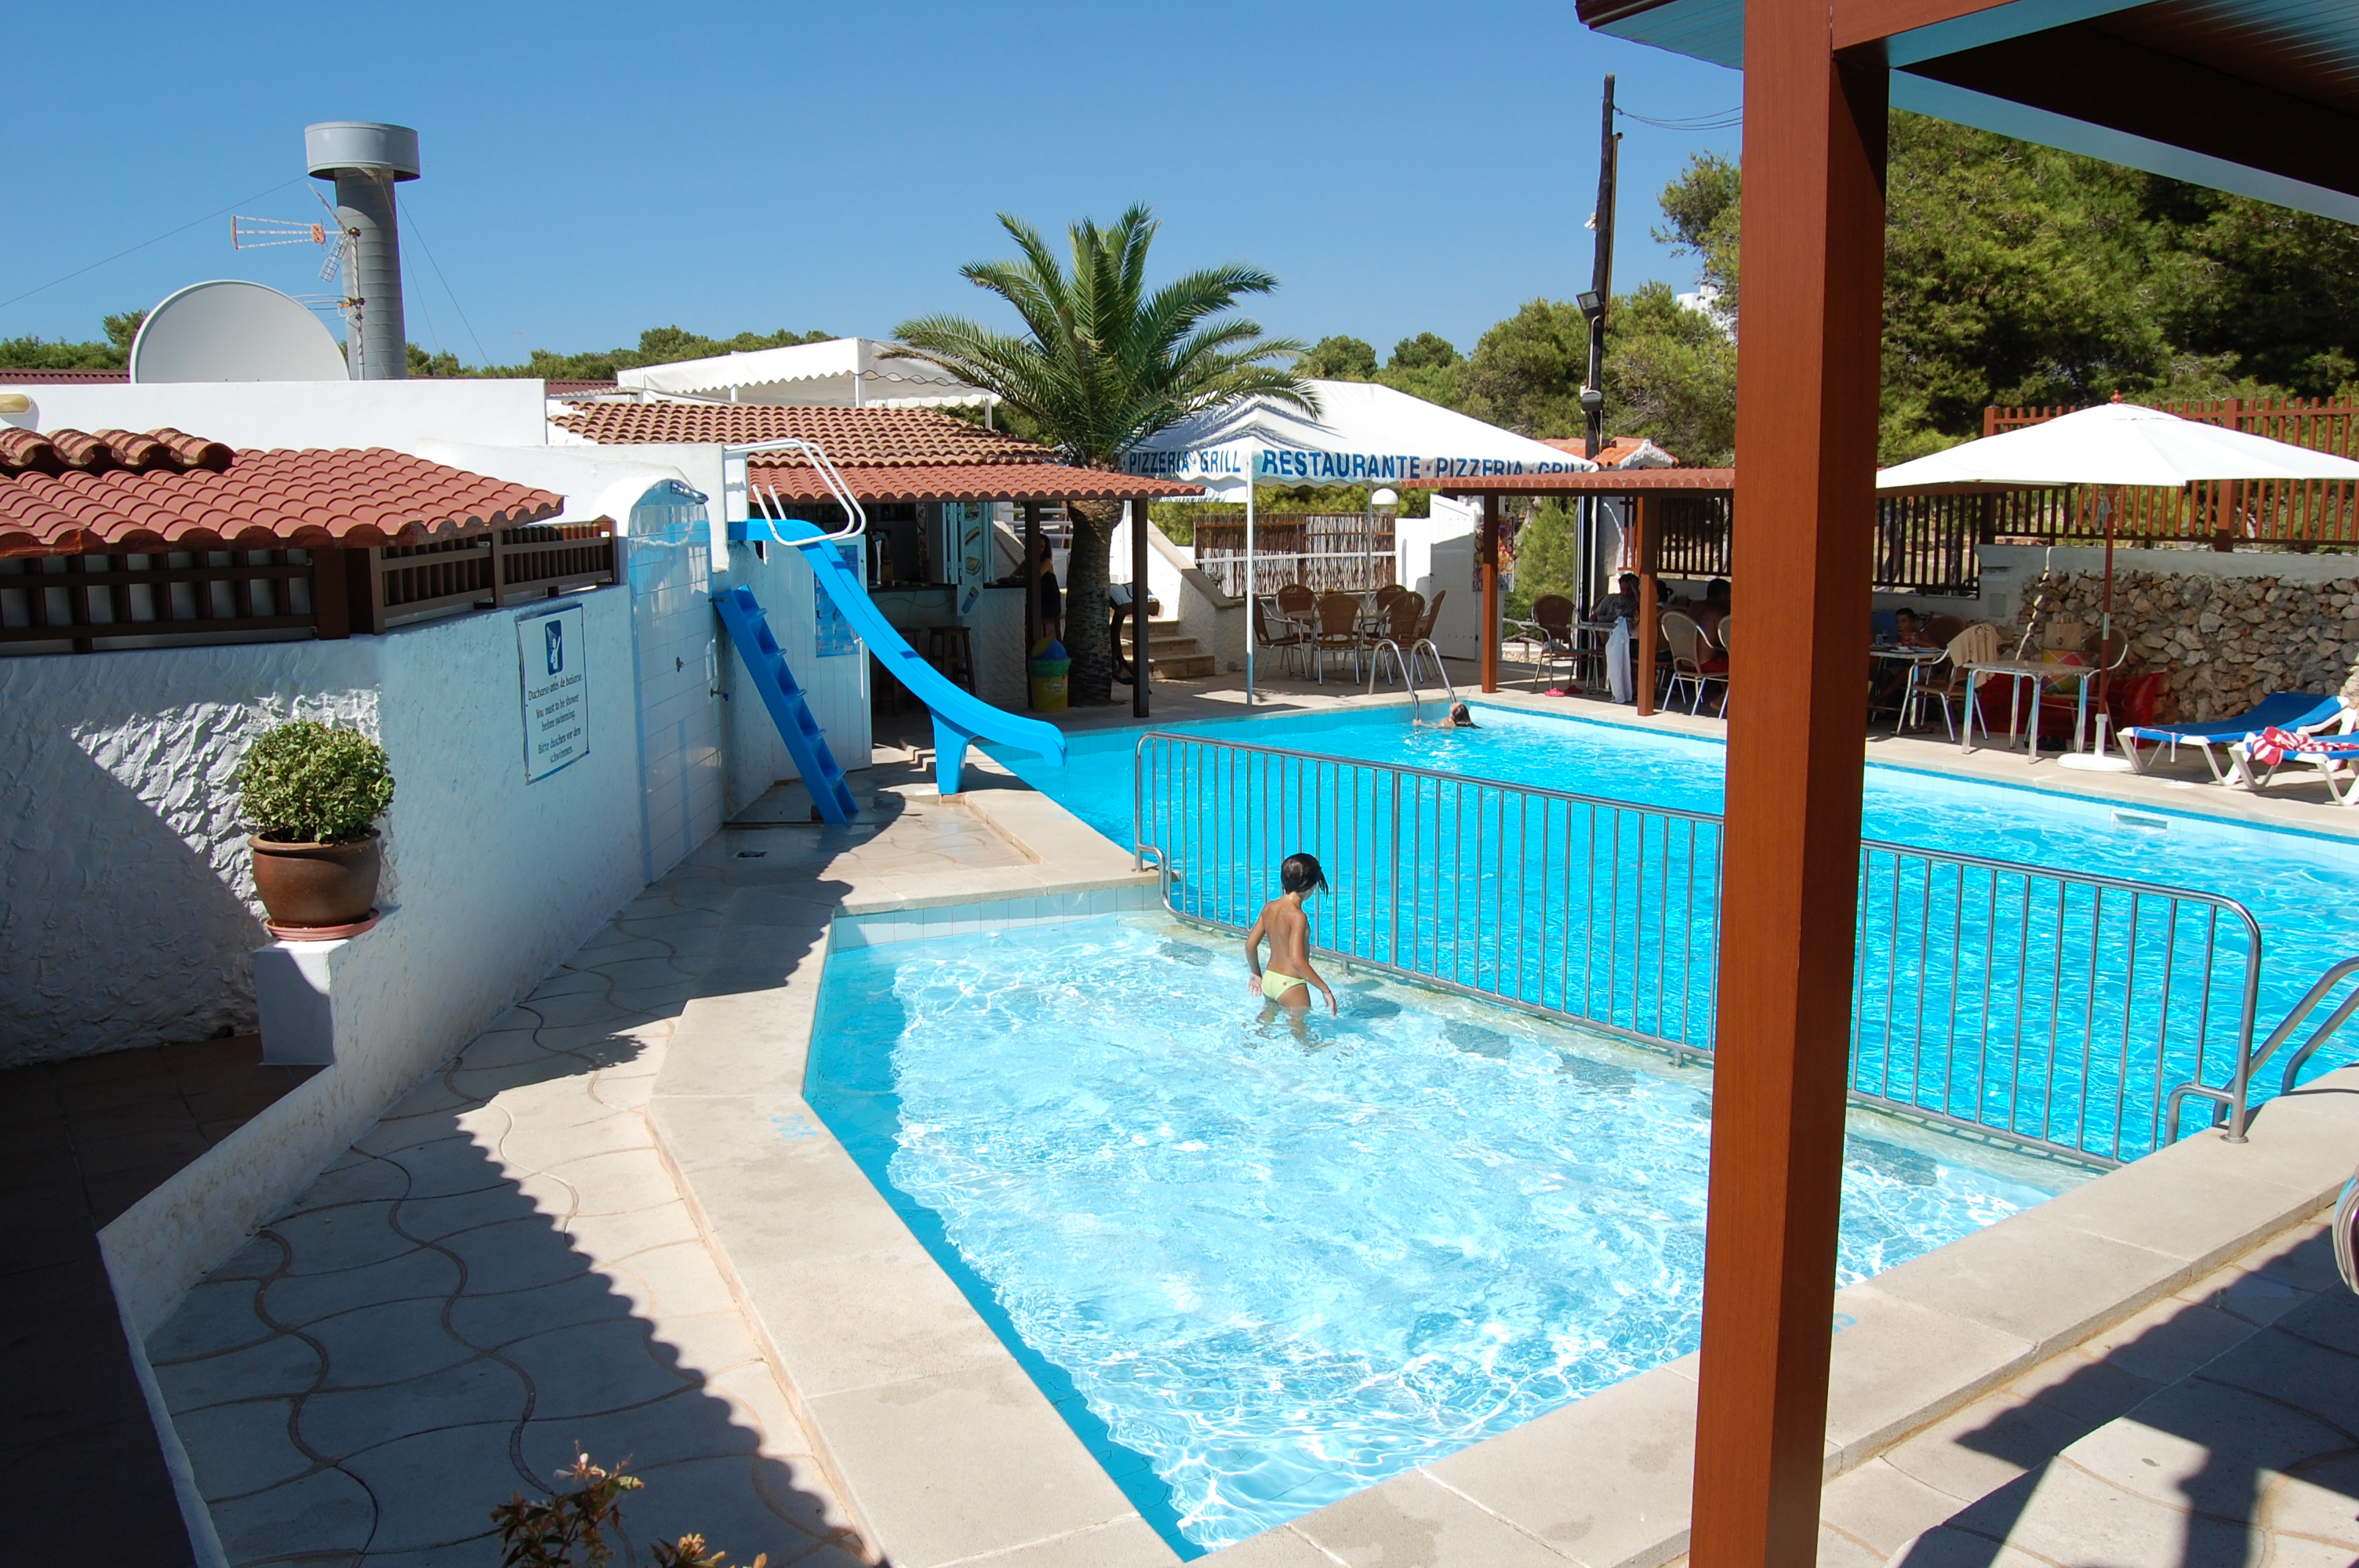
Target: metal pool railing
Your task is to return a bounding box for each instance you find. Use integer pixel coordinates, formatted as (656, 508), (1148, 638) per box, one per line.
(1132, 731), (2277, 1167)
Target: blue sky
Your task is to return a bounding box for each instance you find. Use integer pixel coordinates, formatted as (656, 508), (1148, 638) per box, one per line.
(5, 2), (1740, 366)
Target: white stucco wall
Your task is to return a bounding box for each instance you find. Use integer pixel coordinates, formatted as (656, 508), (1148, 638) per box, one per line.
(626, 500), (726, 883)
(0, 588), (642, 1069)
(719, 539), (873, 814)
(1399, 499), (1482, 660)
(0, 379), (550, 450)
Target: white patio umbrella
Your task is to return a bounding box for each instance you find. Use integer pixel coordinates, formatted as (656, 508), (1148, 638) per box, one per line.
(1875, 401), (2359, 490)
(1878, 401), (2359, 746)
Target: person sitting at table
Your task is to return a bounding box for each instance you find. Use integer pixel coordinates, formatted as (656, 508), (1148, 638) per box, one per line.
(1693, 579), (1732, 645)
(1870, 608), (1931, 715)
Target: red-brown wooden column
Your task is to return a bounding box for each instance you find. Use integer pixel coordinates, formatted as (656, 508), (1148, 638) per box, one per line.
(1690, 7), (1888, 1564)
(1634, 495), (1659, 717)
(1480, 492), (1502, 692)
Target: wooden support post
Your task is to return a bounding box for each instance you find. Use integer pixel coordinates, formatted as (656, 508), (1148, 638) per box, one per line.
(1023, 500), (1041, 710)
(1480, 492), (1501, 693)
(1689, 21), (1889, 1568)
(1635, 495), (1659, 717)
(1132, 499), (1150, 718)
(311, 546), (351, 640)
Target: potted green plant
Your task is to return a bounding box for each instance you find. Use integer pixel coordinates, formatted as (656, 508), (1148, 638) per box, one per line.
(238, 720), (396, 935)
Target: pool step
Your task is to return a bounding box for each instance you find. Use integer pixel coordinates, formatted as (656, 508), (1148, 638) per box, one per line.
(1143, 620), (1216, 679)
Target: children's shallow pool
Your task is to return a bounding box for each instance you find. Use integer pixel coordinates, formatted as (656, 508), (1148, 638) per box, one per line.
(809, 913), (2077, 1555)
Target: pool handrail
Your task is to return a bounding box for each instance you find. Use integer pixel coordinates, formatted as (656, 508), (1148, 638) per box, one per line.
(2167, 955), (2359, 1138)
(1361, 638), (1422, 723)
(1132, 725), (2283, 1166)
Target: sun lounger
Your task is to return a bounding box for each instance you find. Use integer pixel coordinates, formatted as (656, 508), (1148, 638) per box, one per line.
(2230, 724), (2359, 804)
(2117, 692), (2345, 781)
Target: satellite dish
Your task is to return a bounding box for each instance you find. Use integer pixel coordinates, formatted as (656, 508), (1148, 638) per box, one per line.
(129, 280), (347, 383)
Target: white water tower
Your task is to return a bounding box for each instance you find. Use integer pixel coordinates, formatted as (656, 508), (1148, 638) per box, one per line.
(304, 122), (419, 379)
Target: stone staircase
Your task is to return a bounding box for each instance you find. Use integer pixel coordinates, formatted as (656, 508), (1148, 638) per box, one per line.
(1137, 619), (1216, 680)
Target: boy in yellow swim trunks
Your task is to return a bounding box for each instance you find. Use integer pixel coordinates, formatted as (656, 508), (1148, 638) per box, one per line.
(1242, 852), (1337, 1014)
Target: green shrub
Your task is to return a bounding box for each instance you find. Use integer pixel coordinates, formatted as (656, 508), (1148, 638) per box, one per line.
(236, 720), (394, 844)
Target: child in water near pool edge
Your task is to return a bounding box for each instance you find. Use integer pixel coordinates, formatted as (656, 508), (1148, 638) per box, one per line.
(1243, 852), (1337, 1015)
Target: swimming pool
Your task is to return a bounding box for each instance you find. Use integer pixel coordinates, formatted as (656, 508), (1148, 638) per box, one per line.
(809, 913), (2074, 1555)
(989, 702), (2359, 1154)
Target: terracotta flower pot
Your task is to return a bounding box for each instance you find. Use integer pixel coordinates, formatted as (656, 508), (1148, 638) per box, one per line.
(249, 830), (381, 933)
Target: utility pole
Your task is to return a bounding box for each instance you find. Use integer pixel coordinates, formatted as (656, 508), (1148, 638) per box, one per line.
(1579, 75), (1620, 613)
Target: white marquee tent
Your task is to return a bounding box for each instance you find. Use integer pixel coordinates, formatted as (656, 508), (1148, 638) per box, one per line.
(1124, 379), (1595, 697)
(612, 336), (997, 410)
(1125, 379), (1594, 496)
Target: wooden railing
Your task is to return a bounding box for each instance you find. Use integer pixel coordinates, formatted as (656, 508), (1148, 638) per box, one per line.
(0, 521), (620, 653)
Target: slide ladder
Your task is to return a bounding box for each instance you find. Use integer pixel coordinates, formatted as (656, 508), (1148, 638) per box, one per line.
(736, 514), (1067, 797)
(713, 445), (1066, 810)
(713, 586), (860, 824)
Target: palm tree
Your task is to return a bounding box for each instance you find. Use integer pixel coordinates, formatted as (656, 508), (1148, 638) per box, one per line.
(895, 205), (1314, 705)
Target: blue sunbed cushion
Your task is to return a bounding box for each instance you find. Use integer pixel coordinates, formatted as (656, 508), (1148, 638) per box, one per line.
(2124, 691), (2343, 743)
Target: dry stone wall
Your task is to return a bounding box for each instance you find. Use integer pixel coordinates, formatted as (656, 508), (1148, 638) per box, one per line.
(2010, 568), (2359, 724)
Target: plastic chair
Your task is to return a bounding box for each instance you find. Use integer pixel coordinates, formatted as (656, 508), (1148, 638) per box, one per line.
(1910, 622), (2001, 742)
(1661, 612), (1728, 715)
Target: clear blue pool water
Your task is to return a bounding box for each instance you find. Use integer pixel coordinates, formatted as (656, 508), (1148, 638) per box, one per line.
(988, 702), (2359, 1133)
(810, 913), (2076, 1555)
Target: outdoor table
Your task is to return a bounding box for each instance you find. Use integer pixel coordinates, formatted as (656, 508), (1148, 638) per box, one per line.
(1573, 621), (1618, 695)
(1868, 644), (1946, 733)
(1959, 659), (2099, 761)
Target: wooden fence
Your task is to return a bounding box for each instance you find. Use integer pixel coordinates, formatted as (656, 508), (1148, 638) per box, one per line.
(0, 521), (619, 653)
(1192, 514), (1401, 594)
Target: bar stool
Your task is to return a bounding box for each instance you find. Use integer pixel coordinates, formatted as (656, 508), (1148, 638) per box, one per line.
(924, 625), (976, 694)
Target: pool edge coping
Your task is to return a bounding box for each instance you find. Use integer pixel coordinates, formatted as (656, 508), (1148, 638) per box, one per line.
(649, 768), (2359, 1568)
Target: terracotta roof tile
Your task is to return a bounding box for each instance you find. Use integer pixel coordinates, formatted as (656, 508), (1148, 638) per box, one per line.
(1539, 435), (1681, 466)
(0, 367), (130, 384)
(747, 461), (1201, 506)
(553, 401), (1053, 467)
(0, 431), (563, 557)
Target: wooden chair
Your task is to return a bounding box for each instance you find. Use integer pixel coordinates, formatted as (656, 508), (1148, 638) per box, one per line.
(1313, 592), (1365, 683)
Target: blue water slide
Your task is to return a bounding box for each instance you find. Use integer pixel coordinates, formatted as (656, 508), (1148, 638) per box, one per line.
(733, 516), (1067, 799)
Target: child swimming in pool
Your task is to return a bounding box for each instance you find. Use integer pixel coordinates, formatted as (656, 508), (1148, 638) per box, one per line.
(1243, 852), (1338, 1015)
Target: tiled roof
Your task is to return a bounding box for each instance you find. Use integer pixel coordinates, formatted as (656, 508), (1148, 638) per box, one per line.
(1431, 467), (1736, 495)
(544, 379), (618, 396)
(1539, 435), (1681, 466)
(748, 461), (1201, 506)
(553, 401), (1052, 466)
(0, 428), (563, 557)
(0, 367), (130, 384)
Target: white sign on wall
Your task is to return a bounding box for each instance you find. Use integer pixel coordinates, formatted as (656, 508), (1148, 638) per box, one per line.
(517, 602), (589, 782)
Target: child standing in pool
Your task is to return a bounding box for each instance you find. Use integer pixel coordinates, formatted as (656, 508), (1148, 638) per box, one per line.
(1243, 852), (1337, 1015)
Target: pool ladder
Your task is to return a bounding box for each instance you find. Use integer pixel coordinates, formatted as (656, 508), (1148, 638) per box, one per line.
(1365, 637), (1457, 720)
